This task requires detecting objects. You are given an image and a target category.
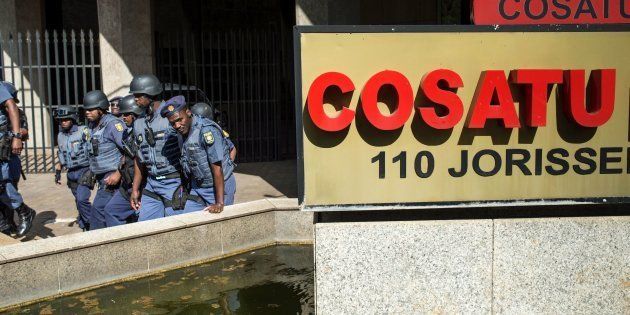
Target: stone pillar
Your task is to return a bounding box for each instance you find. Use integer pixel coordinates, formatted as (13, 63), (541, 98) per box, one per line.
(97, 0), (153, 98)
(1, 0), (18, 81)
(0, 0), (51, 158)
(315, 215), (630, 313)
(296, 0), (328, 25)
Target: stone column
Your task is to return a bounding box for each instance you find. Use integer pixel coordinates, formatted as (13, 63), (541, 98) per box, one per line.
(296, 0), (328, 25)
(0, 0), (51, 159)
(97, 0), (153, 98)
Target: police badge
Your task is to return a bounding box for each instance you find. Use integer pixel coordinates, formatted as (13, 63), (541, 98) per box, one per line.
(203, 131), (214, 144)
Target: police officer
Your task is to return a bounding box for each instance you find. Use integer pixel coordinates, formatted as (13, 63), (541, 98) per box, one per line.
(104, 95), (143, 226)
(109, 96), (122, 117)
(0, 81), (34, 236)
(129, 74), (184, 220)
(1, 102), (29, 235)
(191, 102), (236, 162)
(54, 105), (93, 231)
(162, 96), (236, 213)
(83, 90), (126, 229)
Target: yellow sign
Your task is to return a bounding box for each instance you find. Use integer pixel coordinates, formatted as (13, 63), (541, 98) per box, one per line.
(296, 27), (630, 210)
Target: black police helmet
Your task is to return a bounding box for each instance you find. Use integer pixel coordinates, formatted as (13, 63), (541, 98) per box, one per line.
(118, 94), (144, 116)
(83, 90), (109, 110)
(54, 105), (78, 121)
(191, 102), (215, 120)
(129, 74), (163, 96)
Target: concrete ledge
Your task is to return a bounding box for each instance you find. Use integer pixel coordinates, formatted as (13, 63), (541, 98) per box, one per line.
(0, 198), (312, 309)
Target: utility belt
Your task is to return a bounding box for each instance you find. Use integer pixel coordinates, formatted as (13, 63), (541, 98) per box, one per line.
(151, 172), (181, 181)
(67, 169), (96, 190)
(186, 194), (205, 205)
(142, 182), (189, 210)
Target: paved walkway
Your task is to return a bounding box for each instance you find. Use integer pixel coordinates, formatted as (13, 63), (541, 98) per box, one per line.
(0, 160), (297, 245)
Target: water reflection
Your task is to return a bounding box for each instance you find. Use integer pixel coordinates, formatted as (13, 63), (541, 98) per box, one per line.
(4, 245), (314, 315)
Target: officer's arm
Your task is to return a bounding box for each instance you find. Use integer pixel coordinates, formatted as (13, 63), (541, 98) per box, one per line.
(227, 139), (236, 161)
(210, 162), (224, 206)
(5, 98), (20, 135)
(108, 122), (126, 150)
(56, 143), (66, 169)
(132, 156), (147, 192)
(203, 127), (225, 207)
(5, 98), (22, 154)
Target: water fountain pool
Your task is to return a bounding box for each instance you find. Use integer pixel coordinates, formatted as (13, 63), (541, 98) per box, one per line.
(3, 245), (314, 314)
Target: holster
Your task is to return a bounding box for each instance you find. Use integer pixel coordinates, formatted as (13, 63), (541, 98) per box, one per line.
(120, 168), (132, 186)
(67, 179), (79, 190)
(119, 186), (131, 201)
(0, 131), (11, 162)
(78, 170), (96, 189)
(171, 184), (189, 211)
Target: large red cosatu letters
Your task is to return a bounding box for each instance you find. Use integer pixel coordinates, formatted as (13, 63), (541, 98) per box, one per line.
(307, 72), (355, 132)
(306, 69), (616, 131)
(509, 69), (564, 127)
(467, 70), (521, 128)
(360, 70), (414, 130)
(563, 69), (616, 127)
(419, 69), (464, 129)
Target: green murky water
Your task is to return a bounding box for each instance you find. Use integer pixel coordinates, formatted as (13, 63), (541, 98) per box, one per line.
(4, 245), (314, 314)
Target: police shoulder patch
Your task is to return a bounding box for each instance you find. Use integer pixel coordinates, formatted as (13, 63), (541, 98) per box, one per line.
(222, 129), (230, 138)
(115, 123), (124, 132)
(203, 131), (214, 145)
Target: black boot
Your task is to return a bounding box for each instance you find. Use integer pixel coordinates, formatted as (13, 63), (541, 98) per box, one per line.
(0, 212), (11, 236)
(15, 204), (35, 237)
(2, 206), (17, 236)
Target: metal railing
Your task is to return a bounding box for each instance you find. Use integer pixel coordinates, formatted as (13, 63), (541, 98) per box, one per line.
(0, 30), (101, 173)
(155, 28), (295, 163)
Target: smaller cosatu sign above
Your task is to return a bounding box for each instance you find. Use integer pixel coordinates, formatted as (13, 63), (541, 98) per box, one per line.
(473, 0), (630, 25)
(307, 69), (615, 132)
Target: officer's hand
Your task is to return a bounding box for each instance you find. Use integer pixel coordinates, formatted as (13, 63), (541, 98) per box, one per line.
(130, 190), (141, 211)
(11, 137), (22, 155)
(104, 170), (121, 186)
(204, 203), (224, 213)
(55, 169), (62, 185)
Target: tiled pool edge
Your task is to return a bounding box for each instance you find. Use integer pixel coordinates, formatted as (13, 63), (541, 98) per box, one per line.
(0, 198), (312, 309)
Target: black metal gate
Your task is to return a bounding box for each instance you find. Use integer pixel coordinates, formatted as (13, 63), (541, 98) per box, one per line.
(155, 28), (294, 163)
(0, 30), (101, 173)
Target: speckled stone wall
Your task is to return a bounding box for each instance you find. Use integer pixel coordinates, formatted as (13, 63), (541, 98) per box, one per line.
(315, 216), (630, 314)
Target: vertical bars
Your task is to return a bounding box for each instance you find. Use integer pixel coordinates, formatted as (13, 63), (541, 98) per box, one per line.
(153, 27), (290, 163)
(0, 29), (102, 173)
(45, 31), (56, 171)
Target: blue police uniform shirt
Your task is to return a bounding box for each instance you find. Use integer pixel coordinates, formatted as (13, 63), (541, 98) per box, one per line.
(88, 114), (125, 175)
(58, 125), (79, 167)
(201, 120), (223, 166)
(92, 116), (125, 149)
(0, 83), (13, 105)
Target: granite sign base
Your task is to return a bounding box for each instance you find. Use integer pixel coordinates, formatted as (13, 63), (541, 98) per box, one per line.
(314, 216), (630, 314)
